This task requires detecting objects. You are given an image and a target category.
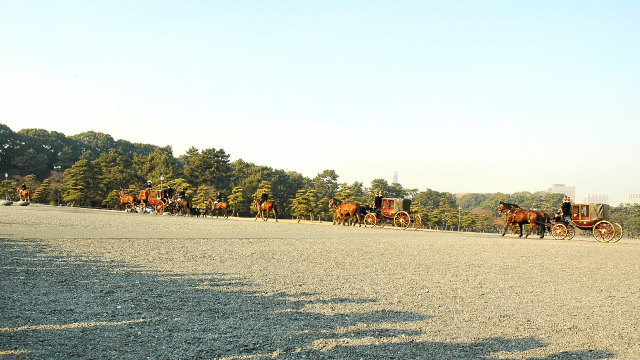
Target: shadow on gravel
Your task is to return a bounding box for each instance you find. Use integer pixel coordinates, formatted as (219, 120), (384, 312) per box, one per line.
(0, 239), (615, 359)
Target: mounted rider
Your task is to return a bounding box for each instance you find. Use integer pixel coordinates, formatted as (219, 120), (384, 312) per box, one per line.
(259, 190), (268, 208)
(215, 192), (223, 205)
(165, 186), (175, 203)
(178, 188), (186, 202)
(140, 180), (152, 206)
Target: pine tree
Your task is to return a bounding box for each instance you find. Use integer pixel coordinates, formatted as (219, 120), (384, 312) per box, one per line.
(291, 189), (309, 221)
(32, 178), (51, 204)
(62, 159), (100, 206)
(228, 186), (249, 216)
(306, 189), (318, 221)
(193, 185), (213, 210)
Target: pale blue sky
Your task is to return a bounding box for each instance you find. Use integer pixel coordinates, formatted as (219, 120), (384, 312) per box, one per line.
(1, 1), (638, 204)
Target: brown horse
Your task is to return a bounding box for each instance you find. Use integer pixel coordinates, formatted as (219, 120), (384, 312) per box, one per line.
(329, 198), (363, 226)
(254, 199), (278, 222)
(16, 187), (30, 202)
(118, 190), (136, 211)
(207, 198), (230, 218)
(497, 201), (546, 238)
(176, 198), (193, 216)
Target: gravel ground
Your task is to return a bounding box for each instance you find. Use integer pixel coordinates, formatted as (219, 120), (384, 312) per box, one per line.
(1, 204), (639, 359)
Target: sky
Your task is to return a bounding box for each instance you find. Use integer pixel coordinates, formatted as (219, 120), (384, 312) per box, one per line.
(1, 1), (638, 205)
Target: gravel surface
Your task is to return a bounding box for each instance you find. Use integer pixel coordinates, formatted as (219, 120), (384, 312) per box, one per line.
(1, 204), (639, 359)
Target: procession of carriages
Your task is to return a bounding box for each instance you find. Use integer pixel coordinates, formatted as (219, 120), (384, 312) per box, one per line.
(122, 185), (625, 241)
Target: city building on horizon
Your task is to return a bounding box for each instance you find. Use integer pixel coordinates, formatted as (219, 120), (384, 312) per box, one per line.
(548, 184), (575, 201)
(583, 194), (609, 204)
(624, 194), (640, 205)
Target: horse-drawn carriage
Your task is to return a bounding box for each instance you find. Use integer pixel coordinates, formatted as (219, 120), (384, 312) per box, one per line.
(551, 203), (622, 242)
(363, 198), (422, 230)
(136, 189), (166, 214)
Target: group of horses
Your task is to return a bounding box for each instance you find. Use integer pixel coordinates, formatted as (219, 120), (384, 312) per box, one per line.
(117, 191), (369, 225)
(118, 190), (231, 218)
(497, 201), (552, 238)
(118, 189), (280, 221)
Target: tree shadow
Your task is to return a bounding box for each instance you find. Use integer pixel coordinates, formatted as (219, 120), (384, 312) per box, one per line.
(0, 239), (615, 359)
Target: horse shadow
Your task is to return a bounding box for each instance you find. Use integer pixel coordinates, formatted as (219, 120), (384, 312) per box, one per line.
(0, 240), (615, 359)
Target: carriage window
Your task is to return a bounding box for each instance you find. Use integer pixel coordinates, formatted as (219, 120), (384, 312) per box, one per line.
(581, 206), (589, 217)
(387, 200), (394, 208)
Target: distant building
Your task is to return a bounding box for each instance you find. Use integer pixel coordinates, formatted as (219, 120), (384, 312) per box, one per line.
(583, 194), (609, 204)
(393, 171), (398, 184)
(548, 184), (575, 201)
(624, 194), (640, 205)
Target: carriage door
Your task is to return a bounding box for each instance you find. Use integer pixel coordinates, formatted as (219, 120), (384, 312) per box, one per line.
(573, 204), (589, 225)
(382, 199), (394, 217)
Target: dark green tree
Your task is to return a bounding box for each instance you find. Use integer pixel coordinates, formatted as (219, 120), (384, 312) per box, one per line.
(313, 170), (339, 200)
(62, 159), (101, 206)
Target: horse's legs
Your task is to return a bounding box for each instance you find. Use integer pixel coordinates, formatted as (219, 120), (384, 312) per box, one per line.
(502, 219), (511, 236)
(526, 214), (537, 238)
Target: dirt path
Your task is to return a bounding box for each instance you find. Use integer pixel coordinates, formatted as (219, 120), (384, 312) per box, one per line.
(1, 205), (638, 359)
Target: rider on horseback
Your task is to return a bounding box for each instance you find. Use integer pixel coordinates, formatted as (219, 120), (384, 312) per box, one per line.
(178, 188), (186, 202)
(215, 192), (223, 205)
(21, 183), (27, 191)
(165, 186), (175, 203)
(259, 190), (268, 207)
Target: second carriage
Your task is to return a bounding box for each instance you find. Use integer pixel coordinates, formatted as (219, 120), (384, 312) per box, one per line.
(364, 197), (422, 230)
(550, 203), (623, 242)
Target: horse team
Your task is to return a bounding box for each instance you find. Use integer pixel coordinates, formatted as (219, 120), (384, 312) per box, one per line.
(497, 201), (551, 238)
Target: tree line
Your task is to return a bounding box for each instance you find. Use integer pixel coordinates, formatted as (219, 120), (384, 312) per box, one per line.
(2, 123), (639, 236)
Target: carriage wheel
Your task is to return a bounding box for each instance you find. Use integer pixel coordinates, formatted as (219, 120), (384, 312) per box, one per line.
(551, 224), (568, 240)
(394, 211), (411, 229)
(410, 214), (422, 230)
(155, 203), (165, 214)
(611, 223), (623, 243)
(364, 213), (377, 227)
(566, 225), (576, 240)
(593, 220), (615, 242)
